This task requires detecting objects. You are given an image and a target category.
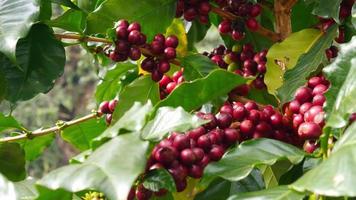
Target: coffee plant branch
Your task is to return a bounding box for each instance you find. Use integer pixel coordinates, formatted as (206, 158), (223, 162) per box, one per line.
(0, 112), (100, 143)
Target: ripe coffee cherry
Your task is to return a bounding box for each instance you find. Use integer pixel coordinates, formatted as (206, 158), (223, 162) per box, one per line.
(159, 75), (171, 88)
(108, 99), (118, 113)
(173, 134), (190, 150)
(294, 87), (313, 103)
(289, 100), (301, 113)
(249, 4), (262, 17)
(304, 105), (323, 123)
(184, 8), (198, 21)
(198, 1), (211, 15)
(246, 18), (259, 31)
(304, 140), (318, 153)
(257, 63), (266, 73)
(158, 60), (170, 73)
(299, 102), (313, 114)
(154, 34), (165, 44)
(232, 103), (247, 121)
(262, 105), (275, 117)
(128, 30), (141, 44)
(141, 57), (155, 72)
(198, 155), (210, 168)
(292, 114), (304, 129)
(116, 26), (128, 39)
(106, 114), (112, 125)
(175, 178), (187, 192)
(209, 145), (225, 161)
(216, 112), (233, 128)
(172, 70), (183, 82)
(99, 101), (111, 114)
(308, 76), (322, 88)
(224, 128), (240, 144)
(165, 35), (179, 48)
(298, 122), (321, 139)
(151, 70), (163, 82)
(232, 30), (245, 40)
(168, 164), (188, 182)
(154, 146), (177, 166)
(197, 134), (212, 150)
(164, 47), (177, 59)
(208, 130), (223, 145)
(245, 101), (258, 111)
(127, 187), (136, 200)
(200, 113), (218, 130)
(151, 41), (164, 54)
(312, 84), (328, 95)
(166, 82), (177, 94)
(270, 113), (283, 127)
(129, 47), (141, 61)
(247, 109), (261, 123)
(187, 126), (206, 140)
(256, 121), (272, 133)
(220, 104), (233, 115)
(312, 94), (326, 106)
(136, 185), (152, 200)
(127, 22), (141, 32)
(188, 165), (204, 178)
(117, 19), (129, 28)
(192, 148), (205, 162)
(180, 149), (197, 165)
(240, 119), (255, 135)
(218, 20), (232, 34)
(159, 138), (173, 148)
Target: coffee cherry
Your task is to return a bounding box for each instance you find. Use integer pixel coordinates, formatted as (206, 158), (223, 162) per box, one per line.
(198, 155), (210, 168)
(180, 149), (197, 165)
(209, 145), (225, 161)
(232, 103), (247, 121)
(173, 134), (190, 150)
(154, 34), (166, 44)
(108, 99), (118, 113)
(303, 140), (318, 153)
(106, 114), (112, 125)
(159, 75), (172, 88)
(256, 121), (272, 133)
(219, 20), (232, 34)
(192, 148), (205, 162)
(187, 126), (206, 140)
(128, 30), (141, 44)
(312, 84), (328, 95)
(292, 114), (304, 129)
(298, 122), (321, 139)
(168, 164), (188, 182)
(117, 19), (129, 28)
(249, 4), (262, 17)
(216, 112), (233, 128)
(245, 101), (258, 111)
(304, 105), (323, 123)
(127, 187), (136, 200)
(158, 60), (171, 73)
(289, 100), (301, 113)
(246, 18), (259, 31)
(165, 35), (179, 48)
(240, 119), (255, 135)
(308, 76), (322, 88)
(154, 146), (177, 166)
(232, 30), (245, 40)
(220, 104), (234, 116)
(149, 163), (164, 171)
(224, 128), (240, 144)
(136, 185), (152, 200)
(99, 101), (111, 114)
(166, 82), (177, 94)
(198, 1), (211, 15)
(175, 179), (187, 192)
(270, 113), (283, 127)
(197, 134), (212, 150)
(151, 41), (164, 54)
(128, 22), (141, 32)
(294, 87), (313, 103)
(129, 47), (141, 61)
(151, 70), (163, 82)
(247, 109), (261, 123)
(116, 26), (128, 39)
(299, 102), (313, 114)
(188, 165), (203, 178)
(312, 94), (326, 106)
(164, 47), (177, 59)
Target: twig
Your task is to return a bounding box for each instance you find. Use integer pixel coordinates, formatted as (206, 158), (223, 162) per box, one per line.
(0, 112), (100, 143)
(55, 33), (112, 44)
(274, 0), (297, 39)
(211, 6), (281, 42)
(282, 0), (298, 10)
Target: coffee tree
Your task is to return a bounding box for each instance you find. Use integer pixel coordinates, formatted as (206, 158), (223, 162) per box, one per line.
(0, 0), (355, 199)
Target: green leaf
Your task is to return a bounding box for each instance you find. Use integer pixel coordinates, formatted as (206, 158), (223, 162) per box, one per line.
(0, 0), (39, 61)
(93, 101), (153, 145)
(323, 36), (356, 129)
(35, 186), (71, 200)
(352, 4), (356, 29)
(265, 28), (321, 96)
(51, 0), (80, 9)
(21, 134), (54, 161)
(277, 25), (338, 104)
(312, 0), (342, 23)
(291, 124), (356, 196)
(38, 133), (149, 200)
(39, 0), (52, 21)
(228, 186), (305, 200)
(187, 21), (210, 50)
(0, 173), (16, 200)
(95, 62), (136, 103)
(61, 117), (106, 150)
(14, 178), (38, 200)
(246, 88), (278, 107)
(1, 24), (65, 103)
(166, 18), (188, 57)
(86, 0), (176, 41)
(180, 54), (219, 81)
(291, 0), (319, 32)
(0, 143), (26, 181)
(143, 169), (176, 192)
(46, 9), (86, 32)
(156, 70), (246, 112)
(259, 160), (293, 188)
(0, 113), (23, 132)
(112, 75), (159, 122)
(141, 106), (207, 141)
(203, 139), (305, 182)
(0, 71), (6, 102)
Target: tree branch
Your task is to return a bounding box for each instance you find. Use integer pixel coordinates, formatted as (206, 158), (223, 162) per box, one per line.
(0, 112), (101, 143)
(211, 6), (281, 42)
(274, 0), (297, 39)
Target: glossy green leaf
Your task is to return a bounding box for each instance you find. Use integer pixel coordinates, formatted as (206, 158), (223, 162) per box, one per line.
(1, 24), (65, 103)
(203, 139), (305, 182)
(61, 117), (106, 150)
(265, 28), (321, 96)
(0, 113), (23, 132)
(187, 21), (210, 50)
(14, 178), (38, 200)
(0, 143), (26, 181)
(277, 25), (338, 104)
(21, 134), (54, 161)
(228, 186), (305, 200)
(291, 123), (356, 196)
(180, 54), (219, 81)
(95, 62), (136, 103)
(0, 0), (39, 61)
(291, 1), (319, 32)
(143, 169), (176, 192)
(86, 0), (176, 40)
(112, 75), (159, 122)
(141, 106), (207, 141)
(246, 88), (278, 107)
(39, 0), (52, 21)
(333, 123), (356, 152)
(78, 0), (104, 12)
(51, 0), (80, 9)
(38, 133), (149, 200)
(166, 18), (187, 57)
(93, 101), (153, 145)
(323, 36), (356, 129)
(156, 70), (245, 112)
(0, 173), (16, 200)
(312, 0), (342, 23)
(259, 160), (293, 188)
(46, 9), (86, 32)
(35, 186), (71, 200)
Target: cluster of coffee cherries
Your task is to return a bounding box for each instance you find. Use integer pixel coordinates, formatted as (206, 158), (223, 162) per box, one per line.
(284, 75), (330, 153)
(325, 45), (338, 61)
(204, 44), (267, 91)
(98, 99), (118, 125)
(216, 1), (262, 40)
(175, 0), (211, 24)
(141, 34), (179, 82)
(159, 69), (185, 99)
(82, 191), (106, 200)
(107, 20), (146, 62)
